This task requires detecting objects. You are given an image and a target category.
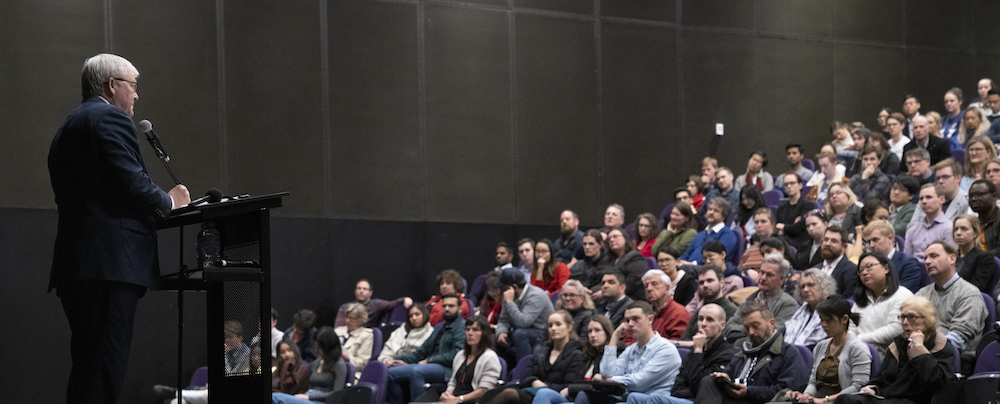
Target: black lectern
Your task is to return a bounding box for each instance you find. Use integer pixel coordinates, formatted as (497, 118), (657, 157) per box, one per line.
(158, 192), (287, 404)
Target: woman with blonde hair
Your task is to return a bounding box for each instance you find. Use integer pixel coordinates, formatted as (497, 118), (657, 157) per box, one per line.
(555, 280), (595, 337)
(925, 111), (943, 139)
(962, 136), (997, 189)
(957, 108), (992, 146)
(824, 183), (862, 242)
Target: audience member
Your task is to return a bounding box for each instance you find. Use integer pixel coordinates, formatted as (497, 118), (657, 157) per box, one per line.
(968, 180), (1000, 257)
(963, 135), (997, 187)
(868, 132), (901, 175)
(824, 183), (862, 243)
(942, 88), (964, 144)
(335, 302), (375, 379)
(555, 279), (595, 338)
(273, 340), (311, 395)
(698, 167), (739, 218)
(816, 225), (859, 298)
(903, 149), (936, 192)
(480, 272), (504, 325)
(953, 214), (1000, 294)
(902, 116), (951, 171)
(735, 151), (774, 192)
(495, 243), (515, 272)
(888, 175), (919, 236)
(483, 311), (583, 404)
(784, 296), (871, 404)
(909, 158), (969, 228)
(634, 213), (660, 258)
(916, 242), (988, 367)
(831, 122), (856, 155)
(285, 309), (318, 363)
(581, 301), (683, 404)
(413, 316), (502, 404)
(386, 294), (466, 404)
(516, 238), (536, 283)
(837, 296), (957, 404)
(651, 202), (698, 258)
(773, 144), (815, 191)
(571, 229), (612, 293)
(531, 239), (570, 297)
(925, 111), (943, 144)
(904, 184), (955, 263)
(861, 220), (925, 292)
(670, 304), (736, 401)
(849, 146), (892, 202)
(737, 209), (776, 276)
(986, 89), (1000, 122)
(784, 269), (838, 347)
(224, 320), (250, 376)
(681, 198), (737, 265)
(843, 128), (870, 178)
(428, 269), (472, 325)
(598, 272), (635, 329)
(271, 308), (284, 359)
(687, 176), (707, 211)
(775, 172), (814, 252)
(336, 279), (412, 328)
(379, 304), (434, 365)
(681, 265), (738, 340)
(876, 108), (891, 134)
(901, 95), (922, 139)
(796, 210), (828, 270)
(805, 151), (845, 206)
(555, 210), (584, 267)
(604, 204), (626, 233)
(699, 303), (809, 404)
(847, 200), (889, 260)
(271, 326), (347, 404)
(656, 248), (698, 306)
(960, 111), (993, 154)
(733, 185), (767, 242)
(605, 227), (649, 301)
(723, 254), (798, 342)
(969, 78), (994, 112)
(850, 252), (913, 356)
(675, 186), (693, 207)
(701, 157), (719, 192)
(584, 315), (614, 380)
(885, 112), (910, 161)
(495, 268), (555, 361)
(636, 269), (690, 341)
(697, 241), (745, 295)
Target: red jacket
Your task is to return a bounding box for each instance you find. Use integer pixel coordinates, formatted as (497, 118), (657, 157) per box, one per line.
(530, 262), (570, 296)
(624, 298), (690, 345)
(426, 294), (471, 326)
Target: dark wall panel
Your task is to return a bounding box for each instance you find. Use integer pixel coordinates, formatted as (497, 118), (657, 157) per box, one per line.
(905, 0), (975, 52)
(758, 38), (834, 175)
(832, 0), (904, 44)
(225, 0), (324, 215)
(681, 0), (754, 30)
(758, 0), (831, 38)
(600, 0), (675, 22)
(329, 1), (422, 220)
(113, 0), (221, 196)
(974, 2), (1000, 55)
(833, 44), (907, 130)
(601, 22), (680, 216)
(514, 15), (599, 225)
(680, 31), (758, 173)
(0, 1), (103, 209)
(424, 5), (514, 223)
(515, 0), (593, 15)
(904, 50), (976, 115)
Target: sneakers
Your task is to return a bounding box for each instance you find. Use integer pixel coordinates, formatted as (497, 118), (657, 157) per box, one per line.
(152, 385), (178, 400)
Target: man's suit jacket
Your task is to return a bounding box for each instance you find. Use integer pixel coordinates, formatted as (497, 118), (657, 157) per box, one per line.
(890, 251), (926, 293)
(48, 97), (172, 291)
(600, 296), (635, 329)
(796, 242), (823, 270)
(900, 135), (952, 172)
(814, 255), (858, 297)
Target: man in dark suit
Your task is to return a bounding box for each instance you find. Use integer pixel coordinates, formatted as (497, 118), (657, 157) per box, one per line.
(598, 272), (634, 328)
(814, 226), (858, 297)
(900, 115), (952, 172)
(48, 54), (190, 403)
(860, 220), (927, 292)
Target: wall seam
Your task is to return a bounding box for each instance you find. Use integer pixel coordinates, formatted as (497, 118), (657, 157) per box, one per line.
(216, 0), (227, 191)
(595, 0), (605, 207)
(417, 1), (428, 221)
(509, 0), (518, 224)
(320, 0), (332, 216)
(104, 0), (112, 52)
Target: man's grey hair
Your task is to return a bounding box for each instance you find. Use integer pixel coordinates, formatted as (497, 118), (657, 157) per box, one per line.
(642, 269), (671, 286)
(761, 253), (790, 277)
(708, 197), (732, 218)
(608, 204), (624, 219)
(81, 53), (139, 98)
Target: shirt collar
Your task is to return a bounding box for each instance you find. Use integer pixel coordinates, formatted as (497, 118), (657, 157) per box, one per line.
(97, 96), (111, 104)
(887, 249), (896, 259)
(939, 272), (961, 291)
(707, 222), (726, 233)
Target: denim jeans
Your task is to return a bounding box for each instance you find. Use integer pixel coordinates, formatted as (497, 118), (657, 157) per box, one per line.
(386, 363), (448, 404)
(531, 387), (570, 404)
(512, 328), (546, 361)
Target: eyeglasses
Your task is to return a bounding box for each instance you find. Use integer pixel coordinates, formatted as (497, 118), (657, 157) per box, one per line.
(968, 192), (993, 200)
(969, 147), (987, 153)
(936, 174), (954, 181)
(656, 258), (674, 264)
(898, 314), (924, 322)
(112, 77), (137, 91)
(560, 292), (582, 299)
(858, 263), (882, 274)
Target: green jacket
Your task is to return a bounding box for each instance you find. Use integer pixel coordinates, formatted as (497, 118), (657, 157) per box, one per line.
(891, 202), (915, 238)
(397, 318), (466, 372)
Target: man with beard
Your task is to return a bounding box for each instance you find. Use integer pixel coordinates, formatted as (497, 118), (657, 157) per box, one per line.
(579, 301), (684, 404)
(904, 184), (954, 263)
(670, 304), (736, 400)
(386, 294), (466, 404)
(967, 179), (1000, 257)
(494, 242), (514, 272)
(599, 272), (635, 329)
(680, 265), (738, 341)
(555, 210), (585, 266)
(570, 229), (612, 295)
(814, 226), (859, 297)
(862, 220), (927, 292)
(336, 279), (413, 328)
(697, 303), (809, 404)
(723, 254), (798, 342)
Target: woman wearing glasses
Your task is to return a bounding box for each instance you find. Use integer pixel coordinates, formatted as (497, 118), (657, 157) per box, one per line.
(554, 280), (595, 338)
(849, 252), (914, 356)
(962, 136), (997, 190)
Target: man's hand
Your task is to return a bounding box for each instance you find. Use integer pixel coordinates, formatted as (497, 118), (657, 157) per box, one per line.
(497, 333), (509, 346)
(382, 357), (394, 366)
(294, 394), (309, 399)
(725, 382), (747, 398)
(862, 163), (877, 180)
(591, 374), (603, 381)
(418, 359), (428, 365)
(609, 322), (627, 346)
(691, 332), (707, 353)
(503, 288), (515, 303)
(342, 352), (351, 361)
(590, 289), (603, 300)
(169, 184), (190, 209)
(403, 297), (413, 308)
(859, 386), (877, 395)
(389, 359), (406, 367)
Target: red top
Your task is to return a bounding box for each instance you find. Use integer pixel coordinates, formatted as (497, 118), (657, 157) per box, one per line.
(636, 238), (658, 258)
(623, 299), (690, 345)
(426, 294), (471, 326)
(692, 194), (705, 211)
(530, 262), (570, 296)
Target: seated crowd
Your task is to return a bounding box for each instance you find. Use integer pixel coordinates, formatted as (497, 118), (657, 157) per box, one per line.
(164, 83), (1000, 404)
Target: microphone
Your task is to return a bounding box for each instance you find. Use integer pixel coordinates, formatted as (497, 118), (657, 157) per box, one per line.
(188, 188), (223, 206)
(137, 120), (169, 162)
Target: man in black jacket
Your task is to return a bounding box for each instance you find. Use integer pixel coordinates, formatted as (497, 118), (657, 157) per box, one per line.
(900, 115), (951, 172)
(672, 304), (735, 399)
(598, 272), (634, 328)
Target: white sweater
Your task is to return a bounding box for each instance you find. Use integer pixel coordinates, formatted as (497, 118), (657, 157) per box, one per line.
(850, 286), (913, 355)
(378, 324), (433, 362)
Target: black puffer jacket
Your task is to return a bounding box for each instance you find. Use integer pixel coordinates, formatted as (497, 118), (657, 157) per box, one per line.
(521, 339), (585, 392)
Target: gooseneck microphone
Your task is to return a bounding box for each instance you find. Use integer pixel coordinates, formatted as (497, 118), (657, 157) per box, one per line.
(137, 119), (180, 185)
(188, 188), (223, 206)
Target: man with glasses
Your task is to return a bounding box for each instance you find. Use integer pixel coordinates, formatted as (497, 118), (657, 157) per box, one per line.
(773, 144), (814, 191)
(907, 158), (969, 232)
(48, 54), (192, 403)
(902, 115), (951, 171)
(901, 94), (922, 139)
(775, 173), (813, 252)
(861, 220), (926, 292)
(642, 267), (691, 341)
(916, 242), (987, 373)
(902, 149), (935, 202)
(849, 145), (892, 202)
(888, 175), (920, 235)
(966, 179), (1000, 257)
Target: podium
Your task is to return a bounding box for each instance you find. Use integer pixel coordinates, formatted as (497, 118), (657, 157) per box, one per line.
(158, 192), (287, 404)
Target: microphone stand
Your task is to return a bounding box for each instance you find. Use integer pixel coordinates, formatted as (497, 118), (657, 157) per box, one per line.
(144, 131), (180, 185)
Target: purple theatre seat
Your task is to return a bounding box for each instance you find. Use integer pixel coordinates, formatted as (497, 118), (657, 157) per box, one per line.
(550, 292), (559, 305)
(975, 341), (1000, 374)
(357, 359), (388, 404)
(952, 149), (965, 167)
(388, 304), (407, 327)
(646, 257), (657, 269)
(345, 362), (356, 386)
(742, 274), (756, 287)
(801, 158), (815, 171)
(625, 222), (638, 243)
(676, 347), (691, 361)
(983, 293), (996, 335)
(509, 355), (533, 383)
(794, 345), (814, 371)
(499, 357), (509, 383)
(470, 274), (489, 306)
(895, 236), (904, 251)
(371, 328), (383, 362)
(988, 258), (1000, 296)
(763, 190), (782, 211)
(659, 203), (676, 228)
(868, 343), (880, 375)
(732, 233), (745, 266)
(187, 366), (208, 389)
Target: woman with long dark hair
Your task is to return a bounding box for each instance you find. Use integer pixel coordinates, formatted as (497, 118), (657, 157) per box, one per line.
(379, 304), (434, 365)
(850, 252), (913, 356)
(273, 340), (312, 395)
(734, 184), (767, 242)
(532, 315), (614, 404)
(531, 239), (570, 296)
(414, 316), (502, 404)
(651, 202), (698, 258)
(272, 326), (347, 403)
(633, 213), (659, 258)
(603, 227), (648, 301)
